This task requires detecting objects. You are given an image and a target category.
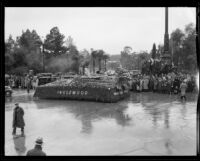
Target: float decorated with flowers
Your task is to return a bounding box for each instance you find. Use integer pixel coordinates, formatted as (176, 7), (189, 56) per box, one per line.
(33, 75), (130, 103)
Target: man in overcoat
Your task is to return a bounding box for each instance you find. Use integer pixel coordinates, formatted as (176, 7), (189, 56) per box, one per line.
(12, 103), (25, 135)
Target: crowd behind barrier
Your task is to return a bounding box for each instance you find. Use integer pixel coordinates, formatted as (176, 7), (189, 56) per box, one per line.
(130, 71), (197, 94)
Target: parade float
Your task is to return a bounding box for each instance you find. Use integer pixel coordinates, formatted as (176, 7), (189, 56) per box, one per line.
(33, 73), (130, 103)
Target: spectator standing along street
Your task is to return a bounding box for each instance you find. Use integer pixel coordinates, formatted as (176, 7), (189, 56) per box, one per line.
(143, 77), (149, 92)
(153, 76), (158, 92)
(27, 77), (31, 93)
(139, 77), (143, 92)
(12, 103), (25, 136)
(180, 80), (187, 101)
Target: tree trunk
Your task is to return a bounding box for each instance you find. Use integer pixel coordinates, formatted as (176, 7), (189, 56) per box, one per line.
(105, 59), (107, 71)
(93, 57), (95, 74)
(82, 66), (84, 75)
(99, 58), (101, 72)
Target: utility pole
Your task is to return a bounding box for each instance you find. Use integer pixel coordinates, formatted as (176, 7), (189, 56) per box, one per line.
(171, 39), (174, 66)
(40, 36), (45, 73)
(42, 43), (45, 72)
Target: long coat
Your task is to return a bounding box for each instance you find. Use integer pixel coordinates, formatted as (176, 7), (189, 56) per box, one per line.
(148, 78), (154, 91)
(143, 78), (149, 90)
(13, 107), (25, 128)
(153, 79), (158, 90)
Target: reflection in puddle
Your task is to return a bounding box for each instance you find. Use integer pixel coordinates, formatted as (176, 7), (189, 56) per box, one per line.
(13, 135), (26, 155)
(34, 100), (132, 134)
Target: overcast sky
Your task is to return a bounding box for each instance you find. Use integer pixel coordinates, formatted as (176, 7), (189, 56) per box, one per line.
(5, 7), (196, 55)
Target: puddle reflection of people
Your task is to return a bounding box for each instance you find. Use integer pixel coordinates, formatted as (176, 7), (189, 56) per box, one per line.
(164, 107), (170, 129)
(80, 116), (92, 134)
(180, 101), (187, 120)
(13, 135), (26, 155)
(164, 138), (173, 155)
(115, 109), (131, 126)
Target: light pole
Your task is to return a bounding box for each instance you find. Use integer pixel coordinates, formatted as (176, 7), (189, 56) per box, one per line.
(178, 45), (183, 72)
(40, 37), (45, 73)
(170, 39), (174, 67)
(42, 44), (45, 72)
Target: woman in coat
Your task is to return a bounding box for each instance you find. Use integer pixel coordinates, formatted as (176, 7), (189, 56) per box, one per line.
(153, 77), (158, 92)
(139, 78), (143, 92)
(148, 76), (154, 92)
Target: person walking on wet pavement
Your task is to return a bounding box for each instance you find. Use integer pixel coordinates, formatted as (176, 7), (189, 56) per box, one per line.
(12, 103), (25, 136)
(180, 80), (187, 101)
(27, 76), (31, 93)
(26, 137), (46, 156)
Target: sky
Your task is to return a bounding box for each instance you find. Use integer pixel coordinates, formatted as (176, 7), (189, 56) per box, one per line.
(5, 7), (196, 55)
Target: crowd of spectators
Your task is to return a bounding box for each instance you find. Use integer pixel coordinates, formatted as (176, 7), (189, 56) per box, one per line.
(130, 72), (197, 94)
(5, 71), (198, 96)
(5, 74), (39, 91)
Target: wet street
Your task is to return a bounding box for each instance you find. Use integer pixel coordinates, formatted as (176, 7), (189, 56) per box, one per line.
(5, 89), (198, 156)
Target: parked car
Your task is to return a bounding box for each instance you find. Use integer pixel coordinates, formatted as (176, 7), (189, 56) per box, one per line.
(5, 86), (12, 97)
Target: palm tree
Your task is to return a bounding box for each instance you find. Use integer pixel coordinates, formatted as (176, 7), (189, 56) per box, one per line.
(78, 54), (84, 74)
(102, 54), (110, 71)
(96, 50), (104, 72)
(91, 50), (98, 74)
(123, 46), (132, 54)
(79, 49), (90, 75)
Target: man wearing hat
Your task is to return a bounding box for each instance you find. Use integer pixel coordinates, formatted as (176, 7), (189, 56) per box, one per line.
(12, 103), (25, 135)
(26, 137), (46, 156)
